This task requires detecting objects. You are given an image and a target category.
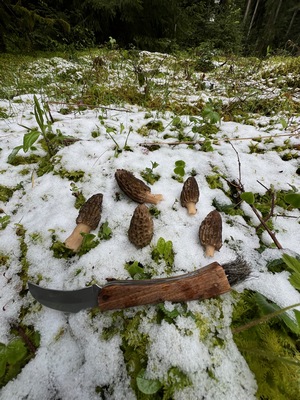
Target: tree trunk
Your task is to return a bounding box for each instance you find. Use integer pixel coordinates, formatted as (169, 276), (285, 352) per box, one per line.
(247, 0), (260, 39)
(243, 0), (252, 23)
(285, 10), (298, 38)
(274, 0), (283, 25)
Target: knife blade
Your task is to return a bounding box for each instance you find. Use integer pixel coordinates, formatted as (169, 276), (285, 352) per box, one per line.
(28, 261), (242, 313)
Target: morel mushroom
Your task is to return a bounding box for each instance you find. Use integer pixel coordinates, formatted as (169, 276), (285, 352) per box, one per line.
(128, 204), (154, 248)
(115, 169), (163, 204)
(180, 176), (199, 215)
(199, 210), (222, 257)
(64, 193), (103, 252)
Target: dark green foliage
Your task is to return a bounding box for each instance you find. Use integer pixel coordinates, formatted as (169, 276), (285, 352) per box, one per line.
(232, 290), (300, 399)
(2, 0), (298, 55)
(0, 185), (14, 202)
(141, 162), (160, 185)
(151, 237), (175, 271)
(98, 221), (112, 240)
(0, 325), (40, 388)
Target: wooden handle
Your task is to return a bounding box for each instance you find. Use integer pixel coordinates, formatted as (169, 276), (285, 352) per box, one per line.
(98, 262), (231, 311)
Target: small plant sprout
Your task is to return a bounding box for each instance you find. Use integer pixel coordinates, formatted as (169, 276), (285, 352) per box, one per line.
(98, 221), (112, 240)
(151, 237), (175, 269)
(140, 161), (160, 185)
(8, 95), (55, 163)
(173, 160), (186, 182)
(201, 99), (221, 125)
(64, 194), (103, 252)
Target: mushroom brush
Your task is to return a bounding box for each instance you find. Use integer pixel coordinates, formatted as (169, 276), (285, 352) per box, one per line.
(64, 193), (103, 252)
(128, 204), (154, 248)
(180, 176), (200, 215)
(115, 169), (163, 204)
(199, 210), (222, 257)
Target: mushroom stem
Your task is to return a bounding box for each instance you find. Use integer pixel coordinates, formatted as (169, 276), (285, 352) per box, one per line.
(205, 245), (215, 258)
(64, 223), (91, 252)
(144, 193), (164, 204)
(186, 202), (197, 215)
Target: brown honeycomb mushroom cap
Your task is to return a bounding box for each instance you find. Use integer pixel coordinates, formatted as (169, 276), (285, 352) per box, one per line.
(115, 169), (163, 204)
(64, 193), (103, 252)
(199, 210), (222, 257)
(128, 204), (154, 248)
(76, 193), (103, 230)
(180, 176), (200, 215)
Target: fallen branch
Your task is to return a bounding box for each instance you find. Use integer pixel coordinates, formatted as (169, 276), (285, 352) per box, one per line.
(229, 143), (283, 250)
(140, 131), (300, 147)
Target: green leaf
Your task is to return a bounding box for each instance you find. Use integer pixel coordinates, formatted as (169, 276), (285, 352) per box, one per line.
(6, 339), (27, 365)
(164, 241), (174, 266)
(241, 192), (255, 205)
(174, 167), (185, 176)
(175, 160), (185, 167)
(98, 221), (112, 240)
(0, 343), (7, 377)
(284, 193), (300, 208)
(282, 254), (300, 274)
(156, 237), (166, 254)
(289, 274), (300, 290)
(136, 369), (162, 395)
(279, 118), (288, 129)
(0, 357), (6, 378)
(125, 261), (145, 279)
(254, 293), (300, 334)
(7, 145), (23, 164)
(23, 130), (40, 153)
(33, 95), (45, 132)
(78, 233), (99, 255)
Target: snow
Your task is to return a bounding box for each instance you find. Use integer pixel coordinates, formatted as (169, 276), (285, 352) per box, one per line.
(0, 54), (300, 399)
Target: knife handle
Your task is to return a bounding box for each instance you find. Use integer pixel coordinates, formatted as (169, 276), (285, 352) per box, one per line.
(98, 262), (231, 311)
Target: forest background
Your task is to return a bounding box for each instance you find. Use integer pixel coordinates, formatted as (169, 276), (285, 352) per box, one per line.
(1, 0), (300, 57)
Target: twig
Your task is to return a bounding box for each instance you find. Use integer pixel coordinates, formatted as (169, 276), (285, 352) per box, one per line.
(229, 143), (283, 250)
(229, 142), (243, 187)
(12, 324), (37, 354)
(249, 204), (283, 249)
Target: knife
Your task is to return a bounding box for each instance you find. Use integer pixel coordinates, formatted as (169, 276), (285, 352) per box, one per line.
(28, 260), (249, 313)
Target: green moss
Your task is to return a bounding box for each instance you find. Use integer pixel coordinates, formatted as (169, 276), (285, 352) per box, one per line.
(232, 290), (300, 399)
(206, 174), (223, 190)
(145, 120), (164, 132)
(0, 186), (14, 202)
(8, 154), (41, 166)
(56, 168), (85, 182)
(0, 253), (9, 266)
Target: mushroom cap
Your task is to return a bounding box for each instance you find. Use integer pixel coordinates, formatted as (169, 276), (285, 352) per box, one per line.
(115, 169), (151, 203)
(180, 176), (199, 207)
(76, 193), (103, 230)
(128, 204), (154, 248)
(199, 210), (222, 251)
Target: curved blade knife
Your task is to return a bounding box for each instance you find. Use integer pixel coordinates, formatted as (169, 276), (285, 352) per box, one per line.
(28, 261), (242, 313)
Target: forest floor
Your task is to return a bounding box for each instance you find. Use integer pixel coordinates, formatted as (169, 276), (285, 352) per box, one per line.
(0, 49), (300, 399)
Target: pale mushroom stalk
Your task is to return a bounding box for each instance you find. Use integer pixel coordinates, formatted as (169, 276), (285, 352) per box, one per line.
(64, 193), (103, 252)
(186, 201), (197, 215)
(180, 176), (199, 215)
(199, 210), (222, 257)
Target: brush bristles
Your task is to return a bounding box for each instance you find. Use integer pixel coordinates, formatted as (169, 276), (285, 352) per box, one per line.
(222, 258), (251, 286)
